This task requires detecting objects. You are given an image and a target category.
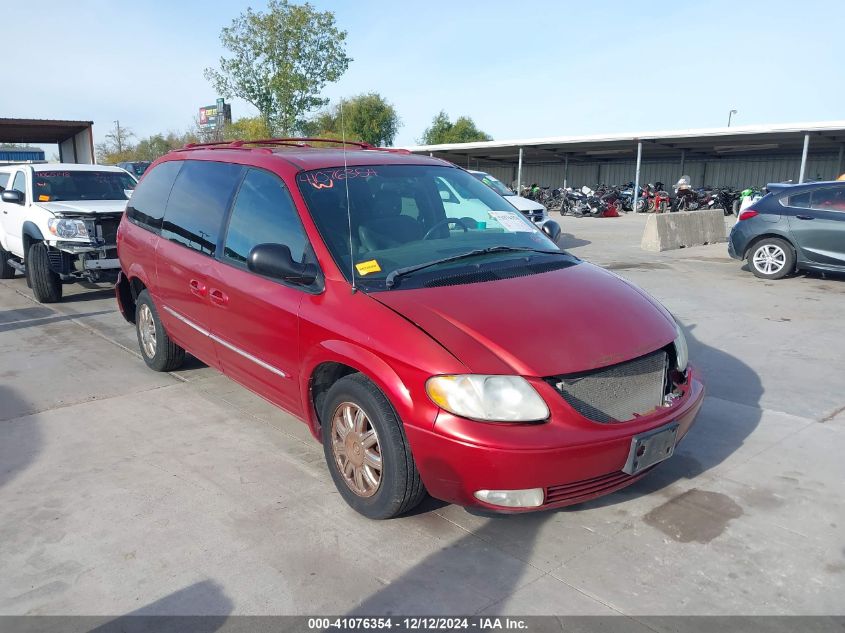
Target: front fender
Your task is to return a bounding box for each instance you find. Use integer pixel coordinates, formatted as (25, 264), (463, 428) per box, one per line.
(22, 221), (45, 243)
(299, 340), (441, 441)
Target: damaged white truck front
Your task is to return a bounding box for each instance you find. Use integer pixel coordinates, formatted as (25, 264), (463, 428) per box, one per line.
(0, 163), (136, 303)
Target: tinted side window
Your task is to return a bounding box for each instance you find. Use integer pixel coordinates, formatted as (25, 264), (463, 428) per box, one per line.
(12, 172), (26, 200)
(0, 172), (9, 190)
(810, 186), (845, 212)
(163, 160), (245, 256)
(786, 191), (811, 208)
(126, 160), (182, 233)
(223, 168), (308, 265)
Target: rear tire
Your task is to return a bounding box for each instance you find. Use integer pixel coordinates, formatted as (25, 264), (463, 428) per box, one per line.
(322, 374), (426, 519)
(27, 242), (62, 303)
(748, 237), (795, 280)
(135, 290), (185, 371)
(0, 242), (15, 279)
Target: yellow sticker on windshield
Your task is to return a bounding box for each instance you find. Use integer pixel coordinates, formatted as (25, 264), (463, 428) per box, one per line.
(38, 195), (51, 202)
(355, 259), (382, 276)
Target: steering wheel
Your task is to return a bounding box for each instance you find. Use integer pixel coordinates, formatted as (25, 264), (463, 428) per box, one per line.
(423, 217), (470, 240)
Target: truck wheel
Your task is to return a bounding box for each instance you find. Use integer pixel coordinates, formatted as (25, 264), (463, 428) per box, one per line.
(27, 242), (62, 303)
(322, 374), (426, 519)
(135, 290), (185, 371)
(0, 243), (15, 279)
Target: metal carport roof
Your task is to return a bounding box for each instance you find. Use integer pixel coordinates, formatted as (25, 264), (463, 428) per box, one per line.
(405, 121), (845, 165)
(0, 118), (93, 145)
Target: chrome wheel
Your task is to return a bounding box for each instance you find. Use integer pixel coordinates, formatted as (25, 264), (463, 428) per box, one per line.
(330, 402), (382, 498)
(753, 244), (786, 276)
(138, 303), (157, 359)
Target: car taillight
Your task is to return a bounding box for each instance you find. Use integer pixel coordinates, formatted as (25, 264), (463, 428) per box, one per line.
(738, 210), (759, 221)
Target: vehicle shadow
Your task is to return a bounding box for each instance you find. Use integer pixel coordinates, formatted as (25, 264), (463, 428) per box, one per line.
(349, 463), (552, 616)
(557, 233), (592, 249)
(58, 287), (118, 302)
(86, 580), (233, 633)
(0, 386), (42, 489)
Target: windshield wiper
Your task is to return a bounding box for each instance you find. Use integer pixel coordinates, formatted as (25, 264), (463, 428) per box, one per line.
(384, 246), (565, 289)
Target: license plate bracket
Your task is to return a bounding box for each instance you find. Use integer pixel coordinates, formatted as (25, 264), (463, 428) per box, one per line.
(622, 422), (679, 475)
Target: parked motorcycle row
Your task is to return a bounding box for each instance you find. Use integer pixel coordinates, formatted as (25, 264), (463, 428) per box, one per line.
(519, 179), (767, 218)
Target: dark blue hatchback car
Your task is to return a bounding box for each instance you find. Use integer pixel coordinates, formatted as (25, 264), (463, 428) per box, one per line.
(728, 181), (845, 279)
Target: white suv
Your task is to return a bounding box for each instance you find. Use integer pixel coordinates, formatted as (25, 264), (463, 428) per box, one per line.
(0, 163), (136, 302)
(468, 170), (549, 226)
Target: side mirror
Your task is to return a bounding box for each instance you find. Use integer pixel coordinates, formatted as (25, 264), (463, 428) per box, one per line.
(541, 220), (562, 243)
(247, 243), (318, 285)
(2, 190), (24, 204)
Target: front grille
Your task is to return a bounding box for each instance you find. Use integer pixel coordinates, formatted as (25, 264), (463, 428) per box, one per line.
(547, 350), (668, 423)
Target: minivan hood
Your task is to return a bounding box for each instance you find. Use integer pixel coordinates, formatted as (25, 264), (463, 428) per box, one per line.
(36, 200), (128, 216)
(505, 195), (545, 212)
(373, 262), (676, 377)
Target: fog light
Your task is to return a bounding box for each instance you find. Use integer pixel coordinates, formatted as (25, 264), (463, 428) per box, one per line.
(474, 488), (544, 508)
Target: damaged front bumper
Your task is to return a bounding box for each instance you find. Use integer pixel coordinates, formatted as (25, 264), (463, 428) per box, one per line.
(45, 215), (122, 283)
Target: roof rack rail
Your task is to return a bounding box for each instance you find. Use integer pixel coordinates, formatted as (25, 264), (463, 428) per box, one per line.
(179, 137), (411, 155)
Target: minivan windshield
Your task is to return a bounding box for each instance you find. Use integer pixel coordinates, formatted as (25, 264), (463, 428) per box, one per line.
(471, 172), (514, 196)
(33, 170), (136, 201)
(298, 165), (563, 290)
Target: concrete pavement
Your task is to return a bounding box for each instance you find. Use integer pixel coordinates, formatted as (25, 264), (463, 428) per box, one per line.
(1, 213), (843, 617)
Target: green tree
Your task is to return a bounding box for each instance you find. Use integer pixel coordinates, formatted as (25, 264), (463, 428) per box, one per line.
(420, 111), (492, 145)
(133, 132), (199, 161)
(303, 93), (401, 146)
(221, 116), (273, 141)
(204, 0), (351, 135)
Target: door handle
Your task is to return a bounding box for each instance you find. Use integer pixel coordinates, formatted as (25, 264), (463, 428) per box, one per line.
(209, 288), (228, 306)
(189, 279), (207, 297)
(796, 215), (814, 220)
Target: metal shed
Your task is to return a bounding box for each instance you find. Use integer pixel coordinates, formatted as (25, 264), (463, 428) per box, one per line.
(0, 118), (95, 164)
(406, 121), (845, 192)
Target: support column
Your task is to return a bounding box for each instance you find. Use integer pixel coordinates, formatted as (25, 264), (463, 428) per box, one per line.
(799, 133), (810, 183)
(517, 147), (523, 194)
(633, 141), (643, 211)
(836, 144), (843, 178)
(679, 150), (686, 175)
(563, 155), (569, 188)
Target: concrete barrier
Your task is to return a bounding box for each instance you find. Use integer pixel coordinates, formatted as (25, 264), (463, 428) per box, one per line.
(641, 208), (727, 252)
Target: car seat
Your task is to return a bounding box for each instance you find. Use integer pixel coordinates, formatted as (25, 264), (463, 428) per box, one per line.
(358, 190), (424, 251)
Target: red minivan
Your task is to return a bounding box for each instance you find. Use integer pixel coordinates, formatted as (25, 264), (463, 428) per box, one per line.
(116, 140), (704, 519)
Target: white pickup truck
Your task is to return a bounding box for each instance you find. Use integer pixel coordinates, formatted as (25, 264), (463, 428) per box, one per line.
(0, 163), (136, 302)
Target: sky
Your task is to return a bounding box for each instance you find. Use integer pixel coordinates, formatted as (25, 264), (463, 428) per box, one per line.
(2, 0), (843, 153)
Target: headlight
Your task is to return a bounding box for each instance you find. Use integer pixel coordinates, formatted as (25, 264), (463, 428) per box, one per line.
(426, 375), (549, 422)
(673, 320), (689, 373)
(48, 218), (89, 239)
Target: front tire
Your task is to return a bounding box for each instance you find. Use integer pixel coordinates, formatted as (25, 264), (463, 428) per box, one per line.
(135, 290), (185, 371)
(748, 237), (795, 280)
(322, 374), (426, 519)
(27, 242), (62, 303)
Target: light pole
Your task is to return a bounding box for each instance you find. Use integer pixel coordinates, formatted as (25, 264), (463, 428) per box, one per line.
(114, 120), (122, 153)
(727, 109), (737, 127)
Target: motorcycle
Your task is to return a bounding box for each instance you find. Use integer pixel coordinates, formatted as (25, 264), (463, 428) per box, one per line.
(672, 175), (701, 211)
(737, 186), (764, 214)
(708, 187), (740, 216)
